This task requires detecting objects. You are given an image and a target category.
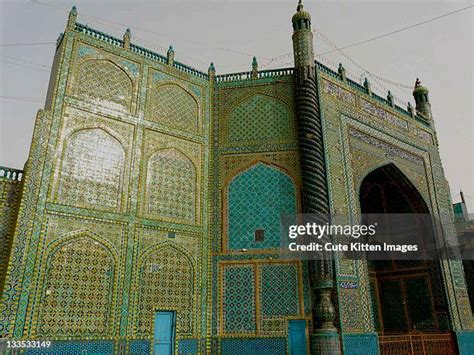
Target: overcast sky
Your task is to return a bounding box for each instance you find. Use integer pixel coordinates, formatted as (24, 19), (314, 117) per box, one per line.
(0, 0), (473, 208)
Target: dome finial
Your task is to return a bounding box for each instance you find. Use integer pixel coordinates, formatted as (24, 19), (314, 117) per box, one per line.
(297, 0), (304, 12)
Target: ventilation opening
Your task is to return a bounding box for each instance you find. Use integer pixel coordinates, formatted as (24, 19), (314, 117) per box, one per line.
(254, 229), (265, 242)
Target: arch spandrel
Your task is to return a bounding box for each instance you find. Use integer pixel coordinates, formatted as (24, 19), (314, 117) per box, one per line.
(349, 148), (432, 216)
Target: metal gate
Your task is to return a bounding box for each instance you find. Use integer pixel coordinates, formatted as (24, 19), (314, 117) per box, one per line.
(379, 333), (456, 355)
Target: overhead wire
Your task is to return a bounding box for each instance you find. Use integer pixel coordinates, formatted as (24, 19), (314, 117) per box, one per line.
(0, 95), (45, 103)
(318, 4), (474, 57)
(260, 3), (474, 96)
(0, 54), (51, 69)
(30, 0), (268, 60)
(0, 41), (55, 47)
(0, 59), (51, 73)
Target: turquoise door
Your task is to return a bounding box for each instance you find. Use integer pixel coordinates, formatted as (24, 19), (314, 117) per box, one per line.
(154, 311), (176, 355)
(288, 320), (307, 355)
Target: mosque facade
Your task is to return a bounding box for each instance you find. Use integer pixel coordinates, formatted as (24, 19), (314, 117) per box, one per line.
(0, 2), (472, 354)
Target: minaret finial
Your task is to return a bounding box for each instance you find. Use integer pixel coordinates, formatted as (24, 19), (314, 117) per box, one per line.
(297, 0), (303, 11)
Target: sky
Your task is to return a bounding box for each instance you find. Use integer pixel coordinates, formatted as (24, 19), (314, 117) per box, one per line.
(0, 0), (473, 208)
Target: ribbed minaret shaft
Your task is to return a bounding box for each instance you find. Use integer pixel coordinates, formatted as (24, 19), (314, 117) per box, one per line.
(292, 3), (339, 349)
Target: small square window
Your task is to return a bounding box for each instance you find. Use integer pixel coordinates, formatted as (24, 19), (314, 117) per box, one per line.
(254, 229), (265, 242)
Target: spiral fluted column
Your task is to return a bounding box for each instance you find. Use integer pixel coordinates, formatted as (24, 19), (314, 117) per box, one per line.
(292, 2), (339, 354)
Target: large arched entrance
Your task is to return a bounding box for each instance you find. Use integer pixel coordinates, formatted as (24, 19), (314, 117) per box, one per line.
(359, 164), (456, 353)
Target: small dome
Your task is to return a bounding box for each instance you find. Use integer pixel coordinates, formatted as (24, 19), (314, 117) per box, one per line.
(292, 10), (311, 23)
(292, 0), (311, 23)
(413, 78), (429, 95)
(413, 85), (428, 95)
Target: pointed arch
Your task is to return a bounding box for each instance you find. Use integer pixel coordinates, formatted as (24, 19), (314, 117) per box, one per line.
(58, 127), (125, 211)
(146, 82), (200, 133)
(359, 163), (451, 335)
(145, 148), (196, 223)
(226, 162), (297, 250)
(36, 232), (116, 336)
(136, 243), (195, 336)
(45, 228), (120, 261)
(74, 58), (133, 109)
(358, 163), (429, 214)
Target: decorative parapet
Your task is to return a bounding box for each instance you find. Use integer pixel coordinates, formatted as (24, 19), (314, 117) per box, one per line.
(73, 23), (208, 80)
(315, 61), (430, 127)
(216, 67), (294, 83)
(0, 167), (23, 182)
(75, 23), (123, 46)
(66, 19), (431, 123)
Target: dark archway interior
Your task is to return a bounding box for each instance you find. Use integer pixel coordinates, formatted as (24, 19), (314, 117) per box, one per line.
(359, 164), (450, 334)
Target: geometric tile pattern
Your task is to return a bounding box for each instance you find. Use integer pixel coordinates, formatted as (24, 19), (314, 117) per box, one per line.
(1, 14), (470, 355)
(178, 339), (199, 354)
(342, 333), (379, 355)
(37, 237), (115, 336)
(146, 149), (196, 222)
(260, 264), (299, 317)
(339, 287), (364, 332)
(137, 246), (194, 336)
(57, 128), (125, 211)
(0, 177), (21, 291)
(219, 261), (305, 337)
(129, 339), (151, 354)
(74, 59), (133, 110)
(147, 84), (199, 133)
(368, 279), (382, 331)
(228, 163), (296, 250)
(220, 337), (287, 355)
(223, 265), (256, 334)
(228, 94), (293, 144)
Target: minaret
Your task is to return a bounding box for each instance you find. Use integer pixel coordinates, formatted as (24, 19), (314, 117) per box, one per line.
(292, 2), (339, 353)
(292, 1), (315, 72)
(413, 78), (432, 120)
